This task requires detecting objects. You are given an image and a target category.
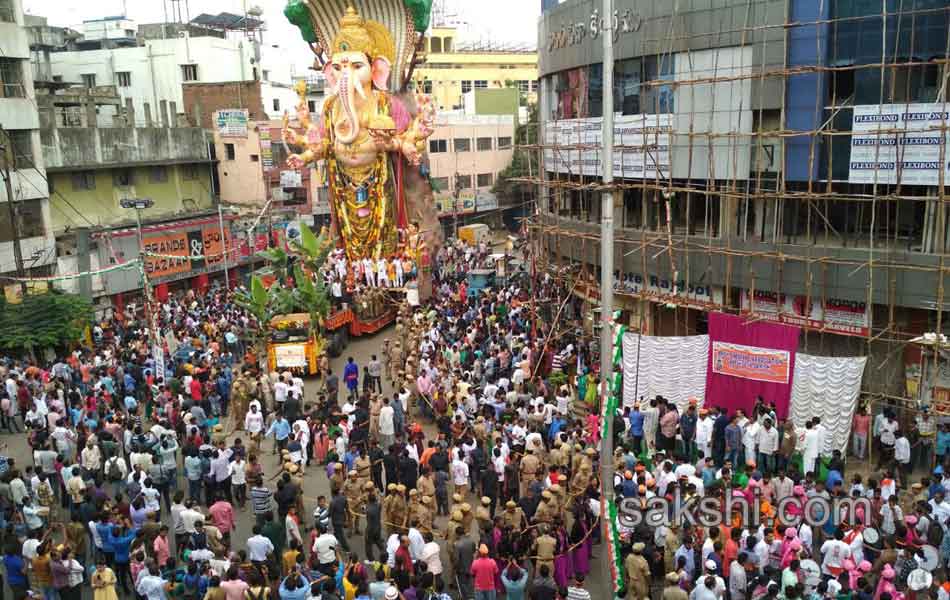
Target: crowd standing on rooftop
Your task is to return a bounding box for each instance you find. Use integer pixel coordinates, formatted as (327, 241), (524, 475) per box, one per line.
(0, 237), (944, 600)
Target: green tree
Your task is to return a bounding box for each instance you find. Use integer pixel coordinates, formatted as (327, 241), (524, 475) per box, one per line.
(0, 292), (93, 354)
(234, 223), (332, 369)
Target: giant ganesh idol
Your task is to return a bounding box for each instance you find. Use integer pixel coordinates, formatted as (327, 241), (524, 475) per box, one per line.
(283, 0), (440, 284)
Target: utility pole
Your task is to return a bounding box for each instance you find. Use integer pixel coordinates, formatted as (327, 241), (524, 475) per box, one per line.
(599, 0), (617, 595)
(453, 172), (461, 239)
(120, 197), (156, 346)
(0, 126), (27, 295)
(218, 202), (230, 289)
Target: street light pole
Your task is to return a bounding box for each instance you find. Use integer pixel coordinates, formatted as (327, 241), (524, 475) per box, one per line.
(599, 0), (617, 595)
(121, 197), (156, 344)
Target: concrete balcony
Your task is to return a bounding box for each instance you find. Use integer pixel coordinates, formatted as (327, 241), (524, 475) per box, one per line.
(41, 126), (210, 171)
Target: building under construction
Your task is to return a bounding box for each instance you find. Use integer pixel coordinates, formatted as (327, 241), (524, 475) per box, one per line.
(528, 0), (950, 415)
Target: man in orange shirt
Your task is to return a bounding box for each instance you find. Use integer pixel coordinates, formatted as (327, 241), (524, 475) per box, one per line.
(419, 441), (437, 468)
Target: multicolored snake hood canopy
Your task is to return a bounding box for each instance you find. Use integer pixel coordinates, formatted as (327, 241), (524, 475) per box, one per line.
(284, 0), (432, 91)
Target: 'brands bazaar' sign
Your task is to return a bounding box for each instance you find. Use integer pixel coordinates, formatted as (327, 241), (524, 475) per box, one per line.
(547, 9), (643, 52)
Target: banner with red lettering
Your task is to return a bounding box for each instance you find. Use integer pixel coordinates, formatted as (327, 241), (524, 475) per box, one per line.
(711, 342), (791, 384)
(740, 290), (870, 337)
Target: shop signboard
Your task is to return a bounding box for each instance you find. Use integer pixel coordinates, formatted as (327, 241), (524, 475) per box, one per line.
(215, 109), (249, 137)
(740, 289), (871, 337)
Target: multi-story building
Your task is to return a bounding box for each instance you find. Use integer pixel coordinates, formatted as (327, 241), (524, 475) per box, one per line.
(0, 0), (55, 286)
(536, 0), (950, 403)
(415, 25), (538, 112)
(211, 113), (328, 223)
(427, 87), (521, 234)
(37, 85), (239, 304)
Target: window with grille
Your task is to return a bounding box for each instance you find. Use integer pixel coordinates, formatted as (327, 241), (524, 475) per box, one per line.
(0, 59), (25, 98)
(112, 169), (134, 187)
(518, 80), (530, 93)
(8, 130), (34, 169)
(456, 174), (472, 189)
(477, 173), (494, 187)
(225, 143), (236, 160)
(476, 137), (493, 151)
(431, 177), (449, 191)
(149, 166), (168, 183)
(181, 64), (198, 82)
(273, 98), (280, 112)
(308, 100), (316, 113)
(497, 137), (512, 149)
(422, 80), (433, 94)
(181, 165), (199, 180)
(71, 172), (96, 190)
(454, 138), (471, 152)
(0, 0), (14, 23)
(81, 73), (96, 89)
(117, 72), (131, 87)
(461, 81), (472, 94)
(474, 80), (488, 89)
(430, 37), (442, 53)
(429, 139), (447, 153)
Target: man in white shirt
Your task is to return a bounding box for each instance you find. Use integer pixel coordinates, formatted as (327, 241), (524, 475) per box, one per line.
(179, 500), (205, 534)
(378, 399), (395, 450)
(451, 455), (470, 497)
(819, 530), (852, 576)
(756, 419), (780, 475)
(407, 525), (425, 560)
(136, 566), (170, 600)
(247, 525), (275, 563)
(312, 526), (341, 573)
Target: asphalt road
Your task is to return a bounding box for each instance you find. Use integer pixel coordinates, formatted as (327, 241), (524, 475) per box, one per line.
(7, 327), (611, 599)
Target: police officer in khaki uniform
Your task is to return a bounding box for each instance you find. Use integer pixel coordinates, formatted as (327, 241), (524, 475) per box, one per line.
(287, 463), (305, 516)
(534, 490), (555, 524)
(443, 509), (464, 545)
(389, 342), (404, 383)
(459, 502), (473, 534)
(391, 484), (409, 532)
(383, 483), (398, 534)
(343, 470), (364, 534)
(501, 500), (527, 531)
(475, 496), (493, 532)
(533, 524), (557, 576)
(416, 496), (435, 534)
(417, 469), (436, 499)
(355, 453), (372, 490)
(329, 463), (346, 495)
(519, 448), (541, 498)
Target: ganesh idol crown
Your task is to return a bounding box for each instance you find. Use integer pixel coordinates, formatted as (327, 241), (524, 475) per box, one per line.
(282, 0), (440, 280)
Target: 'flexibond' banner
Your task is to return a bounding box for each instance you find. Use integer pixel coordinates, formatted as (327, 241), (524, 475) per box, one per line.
(711, 341), (790, 384)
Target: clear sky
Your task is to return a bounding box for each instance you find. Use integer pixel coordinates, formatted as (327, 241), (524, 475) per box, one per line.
(23, 0), (540, 70)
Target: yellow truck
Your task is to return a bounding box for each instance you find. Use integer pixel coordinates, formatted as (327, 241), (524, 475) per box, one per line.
(458, 223), (491, 246)
(267, 313), (323, 375)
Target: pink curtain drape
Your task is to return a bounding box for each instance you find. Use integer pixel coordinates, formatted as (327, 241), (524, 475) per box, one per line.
(705, 312), (801, 419)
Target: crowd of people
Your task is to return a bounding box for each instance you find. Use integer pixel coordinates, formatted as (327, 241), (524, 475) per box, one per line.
(0, 234), (944, 600)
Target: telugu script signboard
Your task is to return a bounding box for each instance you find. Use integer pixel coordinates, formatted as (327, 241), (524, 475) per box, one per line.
(711, 341), (791, 385)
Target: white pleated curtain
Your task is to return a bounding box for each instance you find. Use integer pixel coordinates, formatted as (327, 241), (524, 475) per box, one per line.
(622, 333), (709, 410)
(789, 354), (867, 454)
